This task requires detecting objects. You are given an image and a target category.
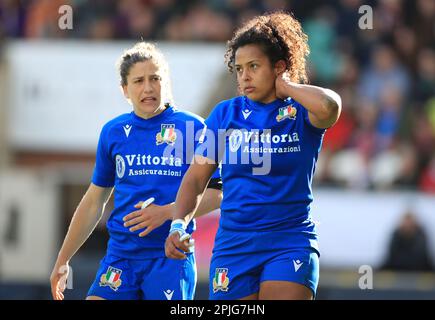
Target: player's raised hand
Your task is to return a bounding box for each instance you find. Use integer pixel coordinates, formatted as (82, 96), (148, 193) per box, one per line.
(275, 70), (292, 100)
(50, 262), (69, 300)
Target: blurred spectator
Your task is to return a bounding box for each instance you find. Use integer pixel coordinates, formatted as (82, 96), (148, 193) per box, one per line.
(369, 141), (419, 189)
(165, 3), (232, 41)
(25, 0), (71, 38)
(419, 153), (435, 194)
(393, 142), (419, 189)
(412, 0), (435, 49)
(393, 25), (418, 72)
(322, 105), (355, 153)
(118, 0), (156, 39)
(327, 147), (369, 188)
(87, 16), (116, 39)
(150, 0), (185, 39)
(369, 143), (403, 189)
(411, 111), (435, 169)
(414, 49), (435, 104)
(336, 0), (362, 40)
(0, 0), (26, 38)
(259, 0), (289, 12)
(376, 0), (404, 36)
(376, 84), (403, 151)
(304, 6), (342, 84)
(427, 97), (435, 134)
(382, 211), (434, 272)
(350, 100), (379, 160)
(358, 45), (410, 105)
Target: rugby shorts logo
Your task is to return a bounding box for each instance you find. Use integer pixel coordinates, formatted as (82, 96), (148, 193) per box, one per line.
(213, 268), (230, 293)
(99, 266), (123, 291)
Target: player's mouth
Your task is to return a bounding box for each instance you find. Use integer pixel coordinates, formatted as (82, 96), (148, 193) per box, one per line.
(140, 97), (156, 103)
(243, 86), (255, 94)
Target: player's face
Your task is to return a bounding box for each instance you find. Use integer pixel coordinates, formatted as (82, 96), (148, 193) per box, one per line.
(234, 44), (278, 104)
(122, 60), (164, 119)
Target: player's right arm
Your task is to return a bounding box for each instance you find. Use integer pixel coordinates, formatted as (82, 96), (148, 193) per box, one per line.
(50, 183), (112, 300)
(165, 155), (218, 259)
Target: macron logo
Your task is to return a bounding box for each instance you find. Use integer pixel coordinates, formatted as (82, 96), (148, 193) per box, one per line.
(123, 125), (132, 138)
(242, 109), (252, 120)
(293, 260), (303, 272)
(164, 289), (174, 300)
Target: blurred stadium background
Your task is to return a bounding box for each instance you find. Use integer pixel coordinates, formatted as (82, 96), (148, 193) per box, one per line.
(0, 0), (434, 300)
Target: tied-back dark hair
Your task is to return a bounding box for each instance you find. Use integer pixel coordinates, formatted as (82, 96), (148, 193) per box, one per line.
(225, 11), (310, 84)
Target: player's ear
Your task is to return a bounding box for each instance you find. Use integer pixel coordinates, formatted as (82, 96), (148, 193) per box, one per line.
(121, 85), (129, 99)
(274, 60), (286, 75)
(121, 85), (133, 105)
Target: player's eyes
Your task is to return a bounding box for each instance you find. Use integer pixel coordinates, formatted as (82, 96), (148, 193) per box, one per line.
(134, 79), (143, 83)
(251, 64), (258, 70)
(151, 76), (161, 81)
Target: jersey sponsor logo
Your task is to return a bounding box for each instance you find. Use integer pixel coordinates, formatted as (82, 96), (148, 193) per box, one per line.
(230, 130), (300, 145)
(293, 259), (303, 272)
(124, 154), (182, 167)
(99, 266), (122, 291)
(128, 168), (182, 177)
(156, 124), (177, 145)
(116, 154), (126, 178)
(228, 129), (243, 152)
(164, 289), (174, 300)
(123, 124), (132, 138)
(227, 129), (301, 154)
(116, 153), (183, 178)
(213, 268), (230, 293)
(276, 105), (297, 122)
(242, 145), (301, 154)
(242, 109), (252, 120)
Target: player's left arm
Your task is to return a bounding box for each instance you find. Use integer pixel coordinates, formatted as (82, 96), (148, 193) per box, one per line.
(276, 72), (342, 129)
(191, 182), (223, 218)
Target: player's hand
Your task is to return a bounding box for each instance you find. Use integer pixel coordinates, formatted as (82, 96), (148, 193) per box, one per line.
(165, 219), (193, 259)
(123, 202), (170, 237)
(165, 231), (191, 260)
(50, 261), (69, 300)
(275, 70), (292, 99)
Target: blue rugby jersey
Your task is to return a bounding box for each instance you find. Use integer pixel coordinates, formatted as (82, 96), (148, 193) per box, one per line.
(196, 96), (325, 251)
(92, 106), (219, 259)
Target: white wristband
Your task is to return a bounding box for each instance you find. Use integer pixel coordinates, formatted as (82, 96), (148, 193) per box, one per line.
(171, 219), (187, 230)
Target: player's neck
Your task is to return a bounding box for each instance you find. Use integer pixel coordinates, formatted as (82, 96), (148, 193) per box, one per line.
(135, 105), (166, 120)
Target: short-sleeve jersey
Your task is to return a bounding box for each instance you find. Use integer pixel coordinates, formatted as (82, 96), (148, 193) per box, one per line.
(196, 96), (325, 252)
(92, 106), (219, 259)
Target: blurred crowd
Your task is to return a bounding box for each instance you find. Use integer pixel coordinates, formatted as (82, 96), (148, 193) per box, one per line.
(0, 0), (434, 192)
